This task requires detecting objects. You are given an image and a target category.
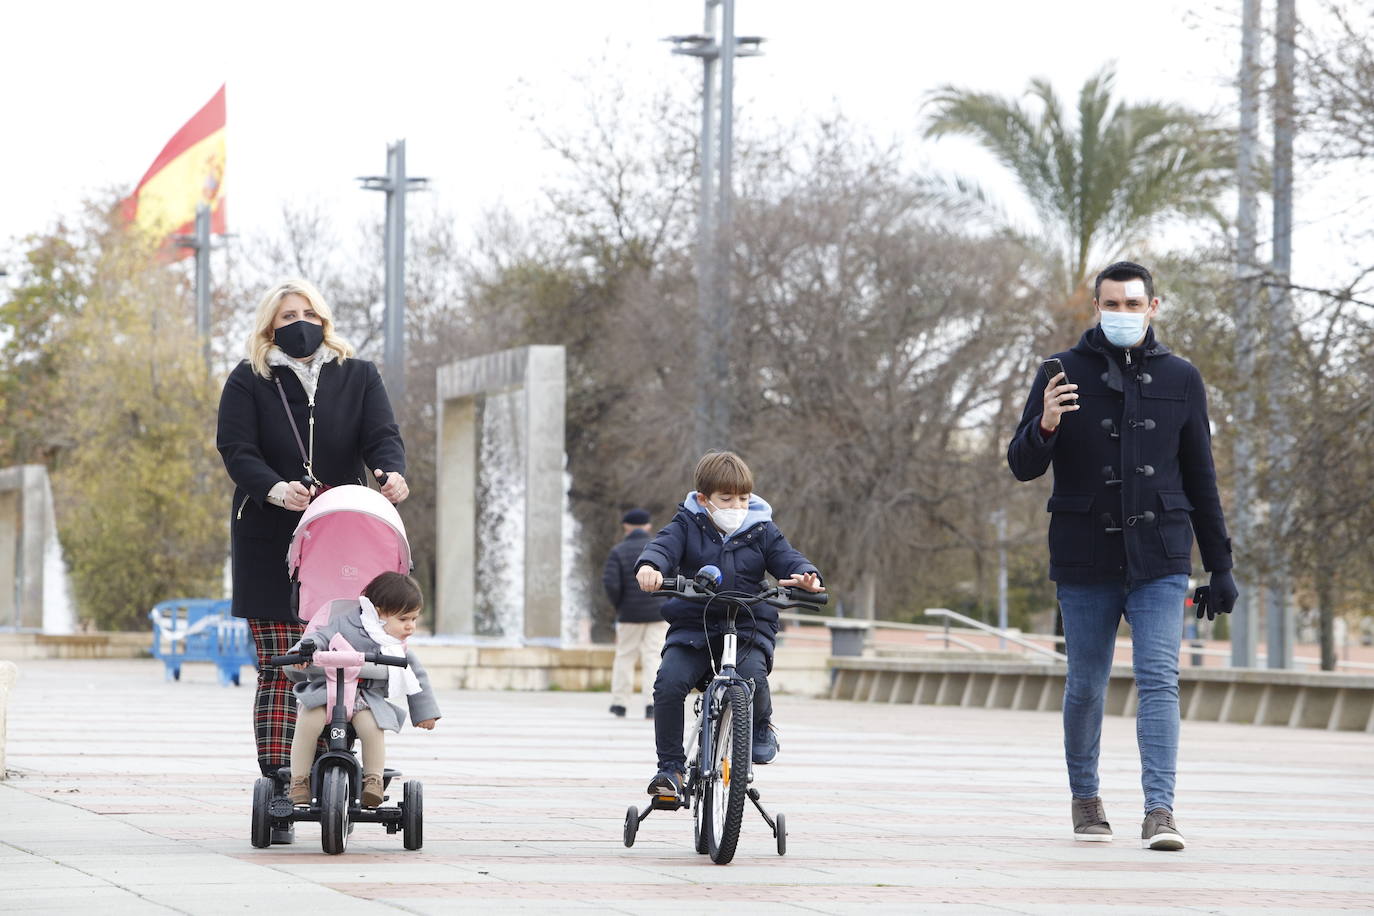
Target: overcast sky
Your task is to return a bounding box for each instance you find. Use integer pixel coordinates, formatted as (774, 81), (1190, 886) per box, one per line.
(2, 0), (1354, 290)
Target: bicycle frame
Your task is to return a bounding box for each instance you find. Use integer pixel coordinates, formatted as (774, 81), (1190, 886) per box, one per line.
(688, 601), (756, 797)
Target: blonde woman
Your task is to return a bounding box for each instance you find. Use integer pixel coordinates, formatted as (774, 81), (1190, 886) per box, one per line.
(216, 279), (407, 838)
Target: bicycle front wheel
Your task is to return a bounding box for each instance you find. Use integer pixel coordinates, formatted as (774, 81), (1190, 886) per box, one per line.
(703, 682), (752, 864)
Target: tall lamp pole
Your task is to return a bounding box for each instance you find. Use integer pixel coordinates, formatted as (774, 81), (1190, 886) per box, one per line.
(175, 203), (215, 369)
(359, 139), (429, 405)
(669, 0), (763, 454)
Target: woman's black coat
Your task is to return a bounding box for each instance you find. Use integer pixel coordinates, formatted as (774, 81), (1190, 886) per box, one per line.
(1007, 326), (1233, 584)
(216, 357), (405, 622)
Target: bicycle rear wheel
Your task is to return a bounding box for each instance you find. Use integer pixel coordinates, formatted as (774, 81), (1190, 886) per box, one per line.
(702, 682), (751, 864)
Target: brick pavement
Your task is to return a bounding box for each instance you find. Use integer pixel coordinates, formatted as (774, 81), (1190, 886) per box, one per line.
(1, 658), (1371, 914)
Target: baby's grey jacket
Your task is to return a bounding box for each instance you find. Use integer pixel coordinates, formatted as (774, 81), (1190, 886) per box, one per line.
(284, 598), (441, 732)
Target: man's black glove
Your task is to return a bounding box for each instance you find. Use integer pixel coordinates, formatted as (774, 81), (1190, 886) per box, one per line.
(1193, 570), (1239, 620)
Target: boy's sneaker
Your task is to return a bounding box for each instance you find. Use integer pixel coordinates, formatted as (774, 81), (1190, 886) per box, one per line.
(752, 721), (780, 764)
(646, 769), (685, 801)
(1071, 796), (1112, 842)
(609, 705), (627, 717)
(1141, 807), (1186, 850)
(288, 775), (311, 806)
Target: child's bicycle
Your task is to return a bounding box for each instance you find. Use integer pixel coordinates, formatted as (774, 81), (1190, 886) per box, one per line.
(621, 565), (827, 864)
(250, 637), (424, 854)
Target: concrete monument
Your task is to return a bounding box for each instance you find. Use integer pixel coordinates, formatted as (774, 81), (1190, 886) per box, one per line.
(0, 464), (74, 633)
(435, 346), (568, 643)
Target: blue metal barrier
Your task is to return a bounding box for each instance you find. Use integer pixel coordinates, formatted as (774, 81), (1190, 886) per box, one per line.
(149, 599), (256, 686)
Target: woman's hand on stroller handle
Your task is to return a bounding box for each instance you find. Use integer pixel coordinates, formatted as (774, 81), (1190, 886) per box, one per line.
(375, 468), (409, 504)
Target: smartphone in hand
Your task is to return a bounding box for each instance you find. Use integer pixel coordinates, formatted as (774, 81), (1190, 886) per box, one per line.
(1043, 358), (1077, 400)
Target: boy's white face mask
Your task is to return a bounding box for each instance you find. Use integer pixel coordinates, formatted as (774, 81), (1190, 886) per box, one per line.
(706, 498), (749, 534)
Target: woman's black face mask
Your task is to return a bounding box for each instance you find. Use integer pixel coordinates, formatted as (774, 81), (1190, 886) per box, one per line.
(274, 320), (324, 359)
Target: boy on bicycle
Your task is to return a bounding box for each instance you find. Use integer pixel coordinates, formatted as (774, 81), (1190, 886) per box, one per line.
(635, 450), (824, 800)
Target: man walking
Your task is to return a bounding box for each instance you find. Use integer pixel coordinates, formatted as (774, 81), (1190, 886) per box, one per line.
(602, 508), (667, 719)
(1008, 261), (1238, 850)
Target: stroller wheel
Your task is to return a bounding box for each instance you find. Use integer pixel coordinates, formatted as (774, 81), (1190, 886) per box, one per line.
(320, 767), (350, 855)
(402, 780), (423, 850)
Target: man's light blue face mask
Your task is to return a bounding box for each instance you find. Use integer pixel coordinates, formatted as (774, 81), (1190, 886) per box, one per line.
(1100, 310), (1148, 347)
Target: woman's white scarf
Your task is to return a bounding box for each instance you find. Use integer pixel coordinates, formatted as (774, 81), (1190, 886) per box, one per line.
(267, 346), (337, 403)
(358, 595), (423, 720)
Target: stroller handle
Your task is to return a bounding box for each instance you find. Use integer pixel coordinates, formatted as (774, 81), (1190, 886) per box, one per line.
(267, 648), (410, 668)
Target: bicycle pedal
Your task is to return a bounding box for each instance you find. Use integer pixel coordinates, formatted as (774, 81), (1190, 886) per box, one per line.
(651, 795), (684, 811)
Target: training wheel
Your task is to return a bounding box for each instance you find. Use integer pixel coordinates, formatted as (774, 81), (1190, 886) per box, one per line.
(623, 806), (639, 847)
(775, 812), (787, 856)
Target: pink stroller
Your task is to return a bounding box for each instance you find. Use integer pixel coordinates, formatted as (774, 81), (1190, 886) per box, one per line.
(250, 484), (424, 854)
(287, 483), (411, 625)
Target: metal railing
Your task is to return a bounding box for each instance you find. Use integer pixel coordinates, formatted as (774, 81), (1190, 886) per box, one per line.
(777, 608), (1067, 662)
(780, 608), (1373, 674)
(921, 608), (1068, 662)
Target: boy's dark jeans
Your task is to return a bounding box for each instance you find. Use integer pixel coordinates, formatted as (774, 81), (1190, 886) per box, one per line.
(653, 639), (772, 772)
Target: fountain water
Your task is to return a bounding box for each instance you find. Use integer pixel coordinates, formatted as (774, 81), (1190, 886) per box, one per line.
(474, 387), (526, 640)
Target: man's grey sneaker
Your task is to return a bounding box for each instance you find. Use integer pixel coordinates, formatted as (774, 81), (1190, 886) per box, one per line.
(1071, 796), (1112, 842)
(1141, 807), (1185, 850)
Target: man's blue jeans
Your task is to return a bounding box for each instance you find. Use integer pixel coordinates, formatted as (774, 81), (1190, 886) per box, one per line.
(1056, 574), (1188, 814)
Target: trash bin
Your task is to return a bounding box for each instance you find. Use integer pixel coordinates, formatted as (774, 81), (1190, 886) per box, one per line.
(825, 619), (873, 657)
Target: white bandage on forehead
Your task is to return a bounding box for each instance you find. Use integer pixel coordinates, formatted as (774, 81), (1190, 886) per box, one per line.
(1123, 279), (1147, 299)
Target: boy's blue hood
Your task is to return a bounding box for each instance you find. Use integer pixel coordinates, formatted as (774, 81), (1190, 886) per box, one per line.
(684, 490), (773, 535)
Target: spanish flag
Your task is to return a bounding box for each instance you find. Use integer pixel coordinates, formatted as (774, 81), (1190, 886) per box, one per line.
(121, 85), (226, 250)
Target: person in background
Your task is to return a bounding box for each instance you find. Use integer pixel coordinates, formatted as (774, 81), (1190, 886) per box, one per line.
(602, 508), (667, 719)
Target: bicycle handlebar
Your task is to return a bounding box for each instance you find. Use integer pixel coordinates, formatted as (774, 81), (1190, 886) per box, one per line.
(650, 575), (829, 609)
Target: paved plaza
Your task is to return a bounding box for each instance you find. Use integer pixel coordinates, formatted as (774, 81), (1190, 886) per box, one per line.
(1, 658), (1371, 914)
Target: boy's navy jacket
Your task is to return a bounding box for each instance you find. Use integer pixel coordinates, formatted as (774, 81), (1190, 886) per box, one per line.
(1007, 325), (1233, 584)
(634, 492), (819, 659)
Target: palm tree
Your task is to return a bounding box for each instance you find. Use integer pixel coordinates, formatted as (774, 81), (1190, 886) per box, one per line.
(923, 65), (1233, 312)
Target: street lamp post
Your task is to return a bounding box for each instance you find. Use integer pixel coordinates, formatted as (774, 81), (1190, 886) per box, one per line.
(668, 0), (763, 454)
(359, 140), (429, 405)
(175, 203), (214, 369)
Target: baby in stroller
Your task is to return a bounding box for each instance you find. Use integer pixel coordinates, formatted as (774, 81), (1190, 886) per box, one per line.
(285, 570), (440, 806)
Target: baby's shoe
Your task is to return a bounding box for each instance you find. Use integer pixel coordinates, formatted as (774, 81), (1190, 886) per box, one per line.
(288, 775), (310, 805)
(362, 772), (384, 807)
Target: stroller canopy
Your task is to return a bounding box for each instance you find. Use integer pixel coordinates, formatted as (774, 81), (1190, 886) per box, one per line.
(287, 484), (411, 624)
